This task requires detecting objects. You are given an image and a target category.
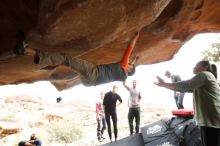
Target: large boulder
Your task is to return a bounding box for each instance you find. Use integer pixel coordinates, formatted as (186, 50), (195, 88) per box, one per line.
(0, 0), (220, 90)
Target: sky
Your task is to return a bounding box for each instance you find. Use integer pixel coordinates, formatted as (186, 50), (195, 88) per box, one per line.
(0, 33), (220, 109)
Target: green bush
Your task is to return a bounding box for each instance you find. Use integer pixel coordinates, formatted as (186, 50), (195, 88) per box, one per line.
(0, 113), (17, 122)
(4, 96), (14, 103)
(47, 120), (83, 144)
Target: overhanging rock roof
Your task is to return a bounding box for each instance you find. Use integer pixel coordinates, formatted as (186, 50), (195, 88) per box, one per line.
(0, 0), (220, 90)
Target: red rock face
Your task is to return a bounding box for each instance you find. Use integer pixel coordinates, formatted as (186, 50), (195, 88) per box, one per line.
(0, 0), (220, 90)
(0, 128), (20, 138)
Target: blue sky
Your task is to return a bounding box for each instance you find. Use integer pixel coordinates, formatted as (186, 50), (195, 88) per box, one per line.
(0, 33), (220, 109)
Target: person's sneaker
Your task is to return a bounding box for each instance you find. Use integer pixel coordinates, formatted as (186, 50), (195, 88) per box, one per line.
(16, 30), (25, 41)
(13, 31), (28, 55)
(98, 137), (102, 142)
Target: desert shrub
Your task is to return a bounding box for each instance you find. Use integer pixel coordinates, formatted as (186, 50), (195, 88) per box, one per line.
(4, 96), (14, 103)
(0, 113), (17, 122)
(46, 120), (83, 144)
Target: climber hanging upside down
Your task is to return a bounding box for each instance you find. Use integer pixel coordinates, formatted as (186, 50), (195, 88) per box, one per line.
(14, 31), (140, 86)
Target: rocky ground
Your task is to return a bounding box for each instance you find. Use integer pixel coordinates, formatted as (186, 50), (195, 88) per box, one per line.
(0, 94), (175, 146)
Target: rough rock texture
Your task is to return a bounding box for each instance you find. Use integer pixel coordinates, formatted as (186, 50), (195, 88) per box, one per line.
(0, 0), (220, 90)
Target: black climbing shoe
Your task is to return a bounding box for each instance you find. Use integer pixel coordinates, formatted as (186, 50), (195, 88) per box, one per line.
(13, 30), (28, 55)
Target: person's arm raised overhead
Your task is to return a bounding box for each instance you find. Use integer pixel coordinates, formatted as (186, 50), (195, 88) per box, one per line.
(128, 31), (140, 49)
(119, 31), (140, 72)
(123, 81), (130, 91)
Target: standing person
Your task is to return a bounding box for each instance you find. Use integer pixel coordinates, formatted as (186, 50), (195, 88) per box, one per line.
(155, 60), (220, 146)
(123, 80), (141, 135)
(96, 92), (106, 142)
(13, 31), (140, 86)
(165, 71), (185, 109)
(103, 85), (122, 142)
